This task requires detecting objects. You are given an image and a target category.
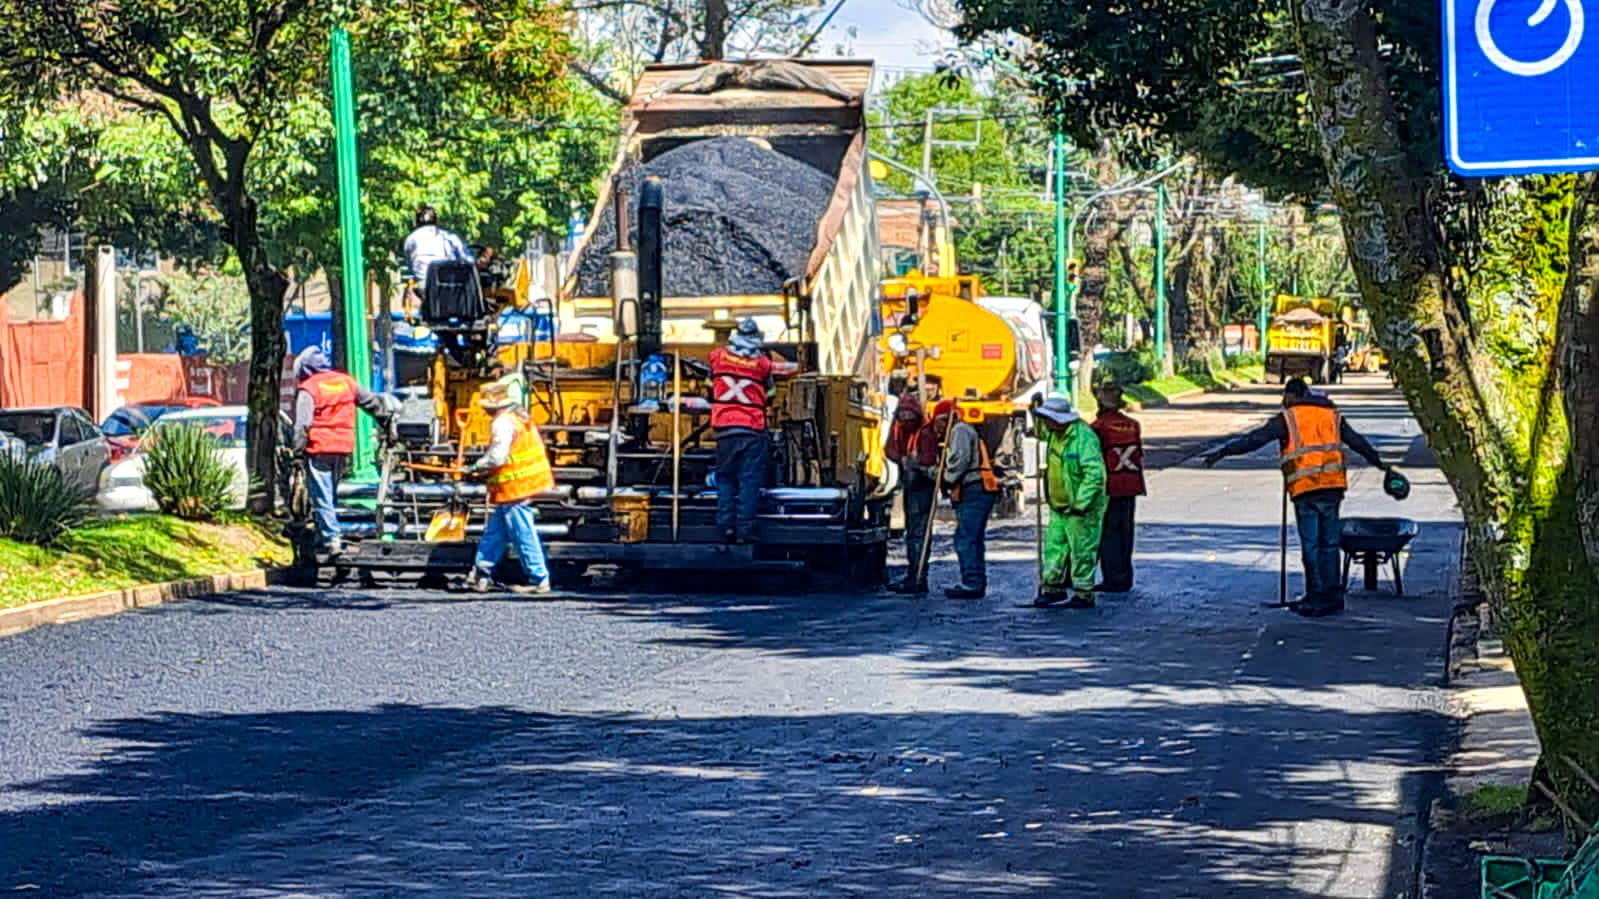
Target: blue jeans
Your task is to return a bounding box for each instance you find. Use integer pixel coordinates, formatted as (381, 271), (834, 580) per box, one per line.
(474, 501), (549, 584)
(1293, 491), (1344, 603)
(306, 455), (343, 547)
(953, 486), (998, 590)
(715, 429), (768, 540)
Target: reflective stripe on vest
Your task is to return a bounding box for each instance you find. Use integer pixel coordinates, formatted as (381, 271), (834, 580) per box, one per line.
(488, 418), (556, 504)
(1280, 405), (1347, 497)
(302, 370), (357, 456)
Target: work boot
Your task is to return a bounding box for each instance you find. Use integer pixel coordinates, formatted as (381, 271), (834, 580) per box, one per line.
(464, 569), (495, 594)
(510, 579), (553, 596)
(890, 579), (929, 596)
(1295, 596), (1345, 618)
(1063, 591), (1096, 609)
(944, 584), (985, 600)
(1032, 590), (1070, 607)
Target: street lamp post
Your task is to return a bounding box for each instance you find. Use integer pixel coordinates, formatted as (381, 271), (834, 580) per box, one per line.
(331, 26), (375, 482)
(1154, 184), (1168, 368)
(1053, 130), (1069, 393)
(1256, 218), (1270, 354)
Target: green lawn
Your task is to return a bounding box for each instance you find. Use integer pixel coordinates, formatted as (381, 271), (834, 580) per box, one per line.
(0, 516), (288, 610)
(1122, 364), (1267, 408)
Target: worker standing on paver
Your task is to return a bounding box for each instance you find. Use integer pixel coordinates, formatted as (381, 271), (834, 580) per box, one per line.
(1203, 378), (1394, 617)
(1033, 396), (1108, 608)
(936, 399), (1000, 599)
(1091, 383), (1146, 593)
(887, 392), (936, 595)
(292, 347), (391, 557)
(708, 318), (796, 544)
(465, 379), (553, 595)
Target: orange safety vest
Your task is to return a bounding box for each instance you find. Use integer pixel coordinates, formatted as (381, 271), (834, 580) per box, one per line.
(708, 347), (772, 431)
(487, 417), (556, 504)
(1280, 404), (1348, 498)
(302, 370), (358, 456)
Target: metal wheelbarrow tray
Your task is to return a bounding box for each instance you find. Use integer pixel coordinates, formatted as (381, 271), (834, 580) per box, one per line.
(1340, 517), (1419, 595)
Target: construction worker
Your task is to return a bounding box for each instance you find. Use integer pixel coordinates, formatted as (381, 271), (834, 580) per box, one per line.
(936, 399), (1000, 599)
(708, 318), (795, 544)
(1091, 383), (1146, 593)
(1202, 378), (1392, 617)
(465, 379), (554, 594)
(886, 392), (936, 594)
(403, 205), (471, 290)
(1033, 396), (1108, 608)
(291, 346), (391, 556)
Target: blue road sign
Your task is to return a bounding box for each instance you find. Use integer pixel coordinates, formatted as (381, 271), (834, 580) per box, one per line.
(1444, 0), (1598, 174)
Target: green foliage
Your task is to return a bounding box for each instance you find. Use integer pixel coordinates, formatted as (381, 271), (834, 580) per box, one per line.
(1098, 347), (1159, 387)
(1457, 783), (1527, 821)
(0, 455), (91, 547)
(142, 425), (236, 522)
(149, 271), (252, 365)
(1227, 351), (1264, 369)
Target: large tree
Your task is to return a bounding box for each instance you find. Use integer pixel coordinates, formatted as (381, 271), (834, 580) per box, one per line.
(958, 0), (1599, 825)
(0, 2), (571, 510)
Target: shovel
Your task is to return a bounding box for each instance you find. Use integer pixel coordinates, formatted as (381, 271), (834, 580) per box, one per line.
(425, 412), (475, 543)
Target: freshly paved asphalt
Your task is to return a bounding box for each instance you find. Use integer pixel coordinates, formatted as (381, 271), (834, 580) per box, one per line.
(0, 375), (1462, 897)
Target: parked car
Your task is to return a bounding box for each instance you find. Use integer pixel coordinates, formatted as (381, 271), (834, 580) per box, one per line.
(101, 397), (222, 462)
(98, 406), (254, 512)
(0, 407), (110, 495)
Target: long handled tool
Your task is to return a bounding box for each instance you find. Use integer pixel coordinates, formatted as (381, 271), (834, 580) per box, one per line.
(1264, 485), (1292, 608)
(913, 414), (958, 589)
(1034, 431), (1046, 597)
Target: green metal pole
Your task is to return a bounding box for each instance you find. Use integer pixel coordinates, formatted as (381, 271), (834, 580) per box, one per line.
(1052, 129), (1070, 393)
(1256, 219), (1270, 355)
(331, 27), (374, 482)
(1153, 184), (1168, 365)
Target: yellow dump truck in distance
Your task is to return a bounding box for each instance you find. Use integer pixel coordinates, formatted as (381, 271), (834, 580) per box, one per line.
(1266, 293), (1338, 384)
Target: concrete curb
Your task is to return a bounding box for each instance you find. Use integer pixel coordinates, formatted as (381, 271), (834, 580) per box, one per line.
(0, 569), (277, 640)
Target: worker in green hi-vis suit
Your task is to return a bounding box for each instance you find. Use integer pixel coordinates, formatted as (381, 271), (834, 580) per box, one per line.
(1033, 396), (1108, 609)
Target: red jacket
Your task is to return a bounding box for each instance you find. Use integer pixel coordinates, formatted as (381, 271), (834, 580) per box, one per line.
(301, 370), (359, 455)
(708, 347), (773, 431)
(1092, 410), (1146, 498)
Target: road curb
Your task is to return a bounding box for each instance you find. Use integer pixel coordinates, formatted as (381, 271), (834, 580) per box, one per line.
(0, 569), (278, 640)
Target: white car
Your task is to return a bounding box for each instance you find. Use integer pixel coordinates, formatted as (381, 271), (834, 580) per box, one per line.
(98, 406), (252, 513)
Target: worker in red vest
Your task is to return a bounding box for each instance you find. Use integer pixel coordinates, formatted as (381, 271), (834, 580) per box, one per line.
(1091, 383), (1146, 593)
(707, 318), (796, 544)
(1203, 378), (1392, 617)
(291, 347), (390, 556)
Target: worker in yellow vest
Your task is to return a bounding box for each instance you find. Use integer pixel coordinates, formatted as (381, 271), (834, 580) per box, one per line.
(1203, 378), (1393, 617)
(465, 379), (555, 594)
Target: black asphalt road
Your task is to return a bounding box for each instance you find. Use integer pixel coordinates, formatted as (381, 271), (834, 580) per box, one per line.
(0, 376), (1461, 897)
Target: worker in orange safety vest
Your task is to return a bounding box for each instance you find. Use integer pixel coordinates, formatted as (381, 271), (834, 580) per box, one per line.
(291, 347), (391, 556)
(464, 378), (555, 594)
(1202, 378), (1393, 617)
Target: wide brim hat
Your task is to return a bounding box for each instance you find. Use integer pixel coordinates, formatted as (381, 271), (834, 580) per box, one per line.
(478, 380), (517, 410)
(1034, 396), (1080, 426)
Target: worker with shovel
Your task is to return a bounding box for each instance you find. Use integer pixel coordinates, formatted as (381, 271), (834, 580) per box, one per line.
(887, 392), (936, 595)
(464, 379), (554, 595)
(1202, 378), (1394, 617)
(1033, 396), (1108, 608)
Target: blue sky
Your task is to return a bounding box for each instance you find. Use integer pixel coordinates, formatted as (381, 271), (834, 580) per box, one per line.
(816, 1), (953, 72)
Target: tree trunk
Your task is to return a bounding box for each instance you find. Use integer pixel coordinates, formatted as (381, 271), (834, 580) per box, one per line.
(227, 197), (289, 515)
(1295, 0), (1599, 826)
(699, 0), (729, 60)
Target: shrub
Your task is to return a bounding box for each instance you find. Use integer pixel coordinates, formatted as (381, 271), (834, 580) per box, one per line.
(0, 455), (92, 546)
(1098, 346), (1158, 387)
(143, 425), (234, 521)
(1227, 351), (1265, 369)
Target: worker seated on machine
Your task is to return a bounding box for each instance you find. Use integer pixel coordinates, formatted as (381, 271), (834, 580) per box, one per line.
(707, 318), (798, 544)
(403, 205), (474, 318)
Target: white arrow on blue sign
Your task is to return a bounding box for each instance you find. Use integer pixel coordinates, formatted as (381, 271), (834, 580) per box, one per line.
(1444, 0), (1597, 175)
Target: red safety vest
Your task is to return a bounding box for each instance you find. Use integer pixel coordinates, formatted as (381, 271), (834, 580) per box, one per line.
(708, 347), (773, 431)
(1092, 410), (1147, 498)
(1281, 404), (1348, 498)
(301, 370), (358, 456)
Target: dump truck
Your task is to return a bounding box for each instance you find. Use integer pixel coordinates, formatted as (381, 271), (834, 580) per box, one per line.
(1265, 293), (1339, 384)
(290, 59), (891, 588)
(877, 270), (1051, 516)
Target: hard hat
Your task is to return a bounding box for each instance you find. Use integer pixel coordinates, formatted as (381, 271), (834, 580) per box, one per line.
(1384, 468), (1411, 501)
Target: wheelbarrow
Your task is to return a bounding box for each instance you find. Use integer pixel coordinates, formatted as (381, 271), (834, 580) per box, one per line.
(1340, 517), (1419, 595)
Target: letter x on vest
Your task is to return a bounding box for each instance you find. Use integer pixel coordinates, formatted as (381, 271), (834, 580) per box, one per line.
(716, 375), (762, 406)
(1109, 445), (1141, 472)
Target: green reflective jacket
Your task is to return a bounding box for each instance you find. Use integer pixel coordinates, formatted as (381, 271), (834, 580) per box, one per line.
(1035, 417), (1108, 513)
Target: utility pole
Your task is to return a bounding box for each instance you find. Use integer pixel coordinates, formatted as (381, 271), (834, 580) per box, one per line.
(331, 27), (375, 481)
(1256, 219), (1270, 354)
(1154, 184), (1169, 370)
(1052, 129), (1070, 393)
